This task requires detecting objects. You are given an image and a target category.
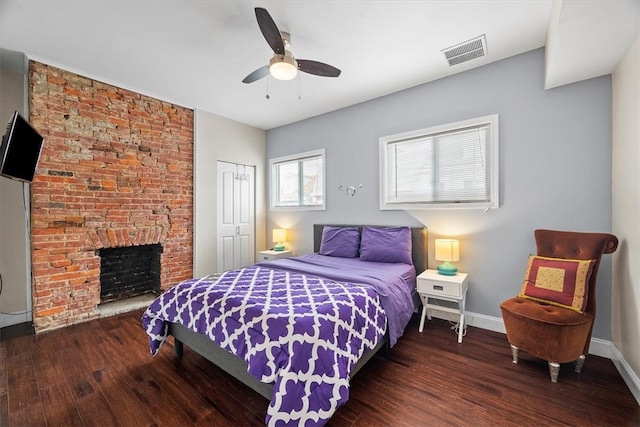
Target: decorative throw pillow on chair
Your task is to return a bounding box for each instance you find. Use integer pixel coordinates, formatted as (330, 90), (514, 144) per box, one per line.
(519, 255), (596, 313)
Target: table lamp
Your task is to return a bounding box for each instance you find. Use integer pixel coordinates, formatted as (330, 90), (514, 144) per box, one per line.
(272, 228), (287, 251)
(435, 239), (459, 276)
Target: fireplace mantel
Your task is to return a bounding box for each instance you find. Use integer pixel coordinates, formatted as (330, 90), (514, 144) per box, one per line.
(88, 227), (168, 250)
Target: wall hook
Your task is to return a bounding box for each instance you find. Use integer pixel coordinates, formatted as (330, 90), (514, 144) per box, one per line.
(338, 184), (363, 197)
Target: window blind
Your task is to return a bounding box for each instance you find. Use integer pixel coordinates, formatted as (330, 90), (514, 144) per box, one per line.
(386, 123), (491, 204)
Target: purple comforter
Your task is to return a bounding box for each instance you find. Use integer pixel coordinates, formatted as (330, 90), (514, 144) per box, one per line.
(258, 254), (416, 346)
(141, 255), (415, 426)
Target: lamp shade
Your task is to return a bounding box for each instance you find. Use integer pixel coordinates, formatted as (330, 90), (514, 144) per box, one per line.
(436, 239), (460, 261)
(272, 228), (287, 243)
(435, 239), (459, 276)
(435, 239), (460, 262)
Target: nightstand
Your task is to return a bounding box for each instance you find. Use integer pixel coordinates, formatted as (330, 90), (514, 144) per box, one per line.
(257, 249), (292, 261)
(417, 269), (469, 343)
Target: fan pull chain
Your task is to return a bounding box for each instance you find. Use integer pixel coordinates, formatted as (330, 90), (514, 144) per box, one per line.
(298, 73), (302, 100)
(265, 75), (270, 100)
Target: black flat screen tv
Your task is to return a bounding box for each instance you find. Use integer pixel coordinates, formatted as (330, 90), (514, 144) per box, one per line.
(0, 111), (44, 183)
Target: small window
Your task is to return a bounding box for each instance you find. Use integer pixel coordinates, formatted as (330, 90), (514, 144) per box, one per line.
(270, 149), (325, 210)
(380, 114), (499, 210)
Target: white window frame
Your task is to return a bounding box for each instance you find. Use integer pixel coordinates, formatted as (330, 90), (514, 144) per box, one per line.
(269, 149), (326, 211)
(379, 114), (499, 210)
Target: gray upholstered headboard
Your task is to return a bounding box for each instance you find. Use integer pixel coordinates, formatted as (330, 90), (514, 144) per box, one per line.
(313, 224), (428, 273)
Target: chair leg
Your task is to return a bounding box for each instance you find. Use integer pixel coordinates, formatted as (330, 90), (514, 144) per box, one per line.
(510, 344), (519, 364)
(575, 354), (586, 373)
(548, 362), (560, 383)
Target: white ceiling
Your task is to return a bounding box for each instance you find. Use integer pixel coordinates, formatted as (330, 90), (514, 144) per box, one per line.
(0, 0), (638, 130)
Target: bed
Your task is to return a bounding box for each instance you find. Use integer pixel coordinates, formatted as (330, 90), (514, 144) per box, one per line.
(142, 224), (427, 426)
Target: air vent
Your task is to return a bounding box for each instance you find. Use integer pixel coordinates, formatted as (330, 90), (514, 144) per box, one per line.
(442, 35), (487, 66)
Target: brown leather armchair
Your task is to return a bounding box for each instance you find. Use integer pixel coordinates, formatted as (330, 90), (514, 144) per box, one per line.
(500, 229), (618, 382)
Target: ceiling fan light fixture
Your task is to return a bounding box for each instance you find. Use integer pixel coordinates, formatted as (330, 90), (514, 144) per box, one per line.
(242, 8), (340, 84)
(269, 53), (298, 80)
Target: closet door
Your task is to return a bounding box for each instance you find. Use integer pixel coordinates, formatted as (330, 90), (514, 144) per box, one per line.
(217, 161), (255, 272)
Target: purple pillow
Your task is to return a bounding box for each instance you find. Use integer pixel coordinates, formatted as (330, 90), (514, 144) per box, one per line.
(319, 226), (360, 258)
(360, 226), (413, 264)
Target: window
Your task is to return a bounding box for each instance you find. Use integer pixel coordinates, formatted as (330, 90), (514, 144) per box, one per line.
(380, 114), (499, 210)
(270, 149), (325, 210)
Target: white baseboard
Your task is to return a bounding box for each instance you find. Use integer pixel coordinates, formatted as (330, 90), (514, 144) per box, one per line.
(611, 344), (640, 406)
(464, 311), (506, 334)
(428, 309), (639, 405)
(0, 311), (30, 329)
(588, 337), (612, 359)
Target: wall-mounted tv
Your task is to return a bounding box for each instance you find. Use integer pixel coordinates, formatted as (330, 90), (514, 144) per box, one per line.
(0, 111), (44, 183)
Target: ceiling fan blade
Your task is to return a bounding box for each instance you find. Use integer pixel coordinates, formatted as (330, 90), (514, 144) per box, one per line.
(255, 7), (284, 55)
(298, 60), (341, 78)
(242, 65), (269, 83)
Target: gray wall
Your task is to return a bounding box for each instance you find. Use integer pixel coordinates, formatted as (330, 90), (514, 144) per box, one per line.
(0, 52), (31, 328)
(266, 48), (614, 340)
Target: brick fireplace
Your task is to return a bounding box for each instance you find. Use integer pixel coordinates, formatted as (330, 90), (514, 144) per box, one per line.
(28, 61), (194, 332)
(99, 243), (162, 304)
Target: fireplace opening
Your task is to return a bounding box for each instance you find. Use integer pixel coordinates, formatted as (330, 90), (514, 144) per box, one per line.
(99, 244), (162, 304)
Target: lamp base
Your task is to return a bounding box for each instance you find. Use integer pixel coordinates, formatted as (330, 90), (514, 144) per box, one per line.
(437, 261), (457, 276)
(273, 243), (285, 251)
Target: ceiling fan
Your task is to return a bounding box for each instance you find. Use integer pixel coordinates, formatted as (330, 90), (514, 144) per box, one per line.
(242, 7), (341, 84)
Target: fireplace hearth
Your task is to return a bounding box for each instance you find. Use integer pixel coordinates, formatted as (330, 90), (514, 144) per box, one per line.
(99, 244), (162, 304)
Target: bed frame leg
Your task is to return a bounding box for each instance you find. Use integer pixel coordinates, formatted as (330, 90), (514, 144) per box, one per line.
(174, 338), (184, 357)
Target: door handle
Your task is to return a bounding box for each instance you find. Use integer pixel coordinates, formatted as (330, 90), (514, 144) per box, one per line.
(236, 226), (240, 235)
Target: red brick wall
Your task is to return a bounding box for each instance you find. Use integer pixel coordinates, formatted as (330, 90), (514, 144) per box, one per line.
(28, 61), (194, 332)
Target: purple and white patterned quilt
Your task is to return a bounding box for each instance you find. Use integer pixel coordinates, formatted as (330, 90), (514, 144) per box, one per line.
(258, 254), (416, 347)
(141, 264), (388, 426)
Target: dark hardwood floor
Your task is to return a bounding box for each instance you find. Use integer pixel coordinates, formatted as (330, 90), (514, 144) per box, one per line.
(1, 309), (638, 426)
